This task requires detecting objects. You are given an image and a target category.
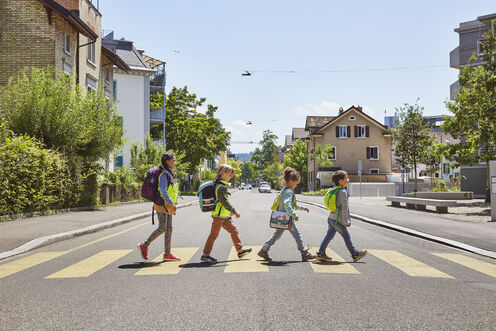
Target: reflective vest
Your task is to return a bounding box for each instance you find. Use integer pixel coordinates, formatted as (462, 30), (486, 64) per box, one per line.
(211, 180), (232, 218)
(159, 171), (179, 204)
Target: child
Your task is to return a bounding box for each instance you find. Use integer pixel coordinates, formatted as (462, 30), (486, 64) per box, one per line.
(257, 167), (316, 262)
(138, 152), (181, 261)
(201, 164), (252, 263)
(317, 170), (367, 262)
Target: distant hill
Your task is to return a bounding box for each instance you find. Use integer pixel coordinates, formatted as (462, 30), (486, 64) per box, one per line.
(235, 152), (254, 162)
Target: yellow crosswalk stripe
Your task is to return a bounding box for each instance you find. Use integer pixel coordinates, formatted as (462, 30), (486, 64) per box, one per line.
(308, 248), (360, 274)
(0, 252), (67, 279)
(432, 253), (496, 278)
(135, 247), (198, 275)
(224, 246), (268, 273)
(45, 250), (132, 278)
(368, 250), (453, 278)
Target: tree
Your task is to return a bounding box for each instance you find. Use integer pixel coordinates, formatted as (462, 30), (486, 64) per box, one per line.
(258, 130), (279, 168)
(149, 87), (230, 173)
(390, 102), (436, 191)
(241, 162), (259, 183)
(227, 159), (242, 186)
(311, 144), (334, 169)
(263, 161), (284, 189)
(283, 139), (308, 191)
(442, 20), (496, 192)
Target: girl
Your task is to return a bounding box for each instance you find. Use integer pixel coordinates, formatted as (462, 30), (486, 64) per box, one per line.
(138, 152), (181, 261)
(257, 167), (316, 262)
(201, 164), (252, 263)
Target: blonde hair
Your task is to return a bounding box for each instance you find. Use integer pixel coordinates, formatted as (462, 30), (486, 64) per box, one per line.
(217, 164), (235, 178)
(282, 167), (300, 186)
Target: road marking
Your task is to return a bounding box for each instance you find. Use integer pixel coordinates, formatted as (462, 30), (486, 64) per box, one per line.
(369, 250), (453, 278)
(432, 253), (496, 278)
(308, 248), (360, 274)
(135, 247), (198, 275)
(224, 246), (268, 273)
(0, 252), (67, 279)
(45, 249), (133, 278)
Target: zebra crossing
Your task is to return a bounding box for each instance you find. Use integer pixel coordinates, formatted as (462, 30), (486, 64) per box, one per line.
(0, 247), (495, 280)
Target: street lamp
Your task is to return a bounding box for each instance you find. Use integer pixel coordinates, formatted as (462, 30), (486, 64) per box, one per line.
(242, 71), (252, 76)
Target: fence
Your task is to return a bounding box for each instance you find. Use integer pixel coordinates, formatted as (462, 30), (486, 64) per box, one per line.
(100, 184), (141, 205)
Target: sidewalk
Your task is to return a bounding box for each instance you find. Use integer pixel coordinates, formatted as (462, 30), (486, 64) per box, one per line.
(0, 196), (198, 256)
(297, 195), (496, 255)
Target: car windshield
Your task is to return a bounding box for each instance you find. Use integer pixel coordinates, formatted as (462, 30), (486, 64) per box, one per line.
(261, 184), (270, 188)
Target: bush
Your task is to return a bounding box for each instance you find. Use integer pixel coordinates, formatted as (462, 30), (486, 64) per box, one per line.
(302, 189), (328, 196)
(0, 123), (73, 215)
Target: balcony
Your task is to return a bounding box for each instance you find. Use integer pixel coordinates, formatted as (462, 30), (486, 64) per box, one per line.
(150, 108), (165, 124)
(450, 80), (460, 100)
(450, 46), (460, 69)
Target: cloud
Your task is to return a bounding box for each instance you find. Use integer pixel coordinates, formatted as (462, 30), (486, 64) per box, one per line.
(232, 119), (252, 129)
(226, 126), (243, 136)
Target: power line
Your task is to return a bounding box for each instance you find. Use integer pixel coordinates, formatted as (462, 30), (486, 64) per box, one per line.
(242, 64), (448, 75)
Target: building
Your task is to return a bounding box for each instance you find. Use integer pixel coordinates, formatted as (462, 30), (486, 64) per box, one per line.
(449, 13), (496, 197)
(102, 32), (162, 167)
(306, 106), (392, 190)
(284, 128), (309, 149)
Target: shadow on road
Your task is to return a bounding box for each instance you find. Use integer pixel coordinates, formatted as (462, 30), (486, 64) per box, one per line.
(118, 261), (166, 269)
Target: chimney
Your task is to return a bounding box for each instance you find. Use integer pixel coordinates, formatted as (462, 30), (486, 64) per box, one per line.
(339, 107), (344, 115)
(357, 105), (363, 112)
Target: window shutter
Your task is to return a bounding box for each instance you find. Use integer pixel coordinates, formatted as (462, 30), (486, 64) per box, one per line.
(366, 126), (370, 137)
(336, 126), (339, 137)
(354, 126), (358, 137)
(347, 126), (351, 137)
(366, 147), (370, 159)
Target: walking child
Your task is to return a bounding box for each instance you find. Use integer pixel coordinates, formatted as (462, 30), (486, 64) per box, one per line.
(316, 170), (367, 262)
(200, 164), (252, 263)
(257, 167), (316, 262)
(138, 152), (181, 261)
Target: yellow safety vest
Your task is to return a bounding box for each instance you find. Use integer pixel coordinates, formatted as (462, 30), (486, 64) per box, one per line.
(159, 171), (179, 204)
(211, 180), (232, 218)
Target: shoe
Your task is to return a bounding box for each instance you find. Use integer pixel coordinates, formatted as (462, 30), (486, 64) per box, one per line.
(352, 250), (367, 262)
(317, 252), (332, 261)
(163, 253), (181, 261)
(201, 255), (217, 263)
(237, 248), (253, 259)
(257, 249), (272, 262)
(137, 242), (148, 260)
(301, 249), (317, 262)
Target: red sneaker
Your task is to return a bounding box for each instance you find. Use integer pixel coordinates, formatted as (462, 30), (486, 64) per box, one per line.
(163, 253), (181, 261)
(138, 242), (148, 260)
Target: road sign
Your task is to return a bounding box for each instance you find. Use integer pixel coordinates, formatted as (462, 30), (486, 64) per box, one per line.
(401, 169), (405, 174)
(358, 160), (363, 172)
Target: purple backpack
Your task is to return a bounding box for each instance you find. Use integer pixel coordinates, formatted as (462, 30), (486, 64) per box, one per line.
(141, 167), (172, 225)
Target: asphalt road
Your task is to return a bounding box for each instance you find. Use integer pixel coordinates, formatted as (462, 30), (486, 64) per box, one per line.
(1, 189), (495, 330)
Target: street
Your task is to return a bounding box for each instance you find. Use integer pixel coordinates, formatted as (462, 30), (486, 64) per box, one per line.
(1, 190), (495, 330)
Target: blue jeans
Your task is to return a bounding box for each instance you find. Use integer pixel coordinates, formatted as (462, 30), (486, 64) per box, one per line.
(263, 220), (305, 252)
(318, 217), (357, 256)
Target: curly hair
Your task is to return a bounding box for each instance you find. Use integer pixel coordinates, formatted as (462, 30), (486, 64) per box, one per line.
(282, 167), (300, 186)
(332, 170), (348, 186)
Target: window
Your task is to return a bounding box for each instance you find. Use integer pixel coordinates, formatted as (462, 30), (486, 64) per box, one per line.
(87, 37), (96, 64)
(63, 60), (72, 75)
(443, 163), (451, 174)
(327, 146), (336, 160)
(367, 146), (379, 160)
(336, 125), (350, 138)
(349, 116), (356, 120)
(355, 125), (369, 138)
(113, 80), (118, 99)
(104, 67), (110, 83)
(369, 168), (379, 174)
(64, 32), (71, 55)
(86, 75), (97, 92)
(115, 156), (123, 168)
(477, 39), (488, 56)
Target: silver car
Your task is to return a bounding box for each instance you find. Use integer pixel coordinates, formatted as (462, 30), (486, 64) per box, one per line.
(259, 183), (271, 193)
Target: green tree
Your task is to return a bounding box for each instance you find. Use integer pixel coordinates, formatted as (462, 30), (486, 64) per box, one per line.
(283, 139), (308, 190)
(149, 87), (230, 173)
(227, 159), (242, 186)
(263, 161), (284, 189)
(250, 147), (264, 168)
(390, 102), (436, 191)
(258, 129), (279, 169)
(442, 20), (496, 191)
(311, 144), (334, 168)
(241, 162), (259, 183)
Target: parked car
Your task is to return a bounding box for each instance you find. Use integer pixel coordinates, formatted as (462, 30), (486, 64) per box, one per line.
(240, 183), (252, 190)
(259, 183), (271, 193)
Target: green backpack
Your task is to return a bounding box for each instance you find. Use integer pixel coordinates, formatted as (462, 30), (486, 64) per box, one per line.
(324, 186), (342, 212)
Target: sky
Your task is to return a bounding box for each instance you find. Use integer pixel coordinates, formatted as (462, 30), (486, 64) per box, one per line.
(98, 0), (496, 154)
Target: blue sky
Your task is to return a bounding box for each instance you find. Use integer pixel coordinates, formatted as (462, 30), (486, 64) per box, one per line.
(98, 1), (495, 153)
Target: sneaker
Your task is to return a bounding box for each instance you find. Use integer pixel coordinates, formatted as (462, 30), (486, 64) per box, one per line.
(201, 255), (217, 263)
(163, 253), (181, 261)
(301, 249), (317, 262)
(352, 250), (367, 262)
(257, 249), (272, 262)
(137, 242), (148, 260)
(317, 252), (332, 261)
(237, 248), (253, 259)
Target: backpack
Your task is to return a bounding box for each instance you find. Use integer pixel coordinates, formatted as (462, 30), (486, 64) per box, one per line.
(141, 166), (171, 224)
(324, 186), (342, 213)
(197, 180), (217, 212)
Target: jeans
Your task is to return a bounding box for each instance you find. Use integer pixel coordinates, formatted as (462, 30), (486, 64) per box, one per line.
(318, 217), (357, 256)
(144, 212), (173, 255)
(263, 220), (305, 252)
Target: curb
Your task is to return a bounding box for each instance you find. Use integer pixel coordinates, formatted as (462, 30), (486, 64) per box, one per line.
(0, 201), (197, 261)
(297, 199), (496, 260)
